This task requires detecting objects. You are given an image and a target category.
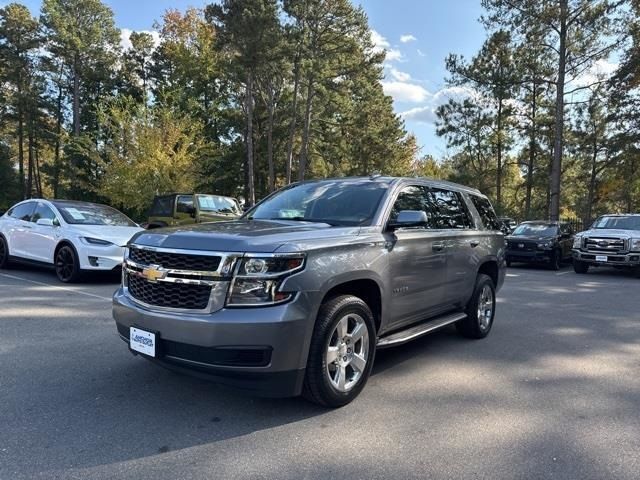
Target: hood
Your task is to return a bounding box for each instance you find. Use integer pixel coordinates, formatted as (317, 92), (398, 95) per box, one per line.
(580, 228), (638, 238)
(506, 234), (556, 242)
(70, 225), (144, 247)
(130, 219), (362, 253)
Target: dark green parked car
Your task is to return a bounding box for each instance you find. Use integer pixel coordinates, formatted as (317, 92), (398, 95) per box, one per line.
(146, 193), (242, 229)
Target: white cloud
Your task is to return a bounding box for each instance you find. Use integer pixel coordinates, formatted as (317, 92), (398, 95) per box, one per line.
(389, 67), (411, 82)
(370, 29), (403, 62)
(571, 58), (619, 88)
(400, 34), (417, 43)
(400, 86), (477, 124)
(120, 28), (161, 51)
(381, 81), (429, 103)
(417, 49), (426, 57)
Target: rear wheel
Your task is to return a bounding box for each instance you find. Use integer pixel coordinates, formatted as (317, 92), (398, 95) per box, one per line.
(0, 236), (10, 269)
(456, 274), (496, 339)
(303, 295), (376, 408)
(573, 260), (589, 274)
(55, 245), (81, 283)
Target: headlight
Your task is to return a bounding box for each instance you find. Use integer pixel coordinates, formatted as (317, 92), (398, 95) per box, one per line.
(631, 238), (640, 251)
(573, 236), (582, 249)
(81, 237), (114, 246)
(537, 241), (552, 249)
(227, 254), (305, 306)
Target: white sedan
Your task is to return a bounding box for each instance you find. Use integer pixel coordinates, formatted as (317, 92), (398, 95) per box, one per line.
(0, 199), (143, 282)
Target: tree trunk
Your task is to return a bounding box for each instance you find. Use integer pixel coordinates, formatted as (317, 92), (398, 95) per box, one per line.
(495, 98), (503, 214)
(524, 85), (537, 220)
(27, 114), (35, 198)
(245, 73), (256, 206)
(298, 76), (314, 182)
(549, 0), (568, 221)
(17, 111), (25, 200)
(285, 57), (301, 184)
(53, 78), (63, 198)
(585, 153), (597, 225)
(72, 54), (80, 136)
(267, 88), (275, 193)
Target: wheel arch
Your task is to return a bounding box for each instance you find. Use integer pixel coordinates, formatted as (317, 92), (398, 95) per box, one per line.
(478, 259), (499, 288)
(319, 276), (383, 333)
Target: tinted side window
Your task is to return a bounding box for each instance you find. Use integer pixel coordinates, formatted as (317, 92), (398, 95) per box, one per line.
(31, 203), (57, 223)
(9, 202), (35, 221)
(470, 195), (501, 231)
(150, 196), (174, 216)
(389, 186), (436, 229)
(429, 188), (473, 229)
(176, 195), (194, 214)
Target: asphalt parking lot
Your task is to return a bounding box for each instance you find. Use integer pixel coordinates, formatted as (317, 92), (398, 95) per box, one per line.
(1, 264), (639, 480)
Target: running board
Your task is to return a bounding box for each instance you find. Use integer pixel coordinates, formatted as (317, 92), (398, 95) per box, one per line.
(377, 312), (466, 348)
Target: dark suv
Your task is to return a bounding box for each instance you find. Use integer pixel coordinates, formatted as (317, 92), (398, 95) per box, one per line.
(113, 177), (506, 407)
(506, 221), (574, 270)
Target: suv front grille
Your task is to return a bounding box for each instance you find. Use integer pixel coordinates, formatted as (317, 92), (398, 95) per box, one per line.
(584, 237), (627, 253)
(127, 273), (211, 310)
(129, 247), (221, 271)
(507, 240), (537, 252)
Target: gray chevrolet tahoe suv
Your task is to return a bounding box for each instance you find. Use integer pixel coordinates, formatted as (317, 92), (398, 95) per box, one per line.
(113, 176), (506, 407)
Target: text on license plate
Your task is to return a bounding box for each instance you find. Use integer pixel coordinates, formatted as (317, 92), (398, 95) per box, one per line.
(130, 327), (156, 357)
(595, 255), (608, 262)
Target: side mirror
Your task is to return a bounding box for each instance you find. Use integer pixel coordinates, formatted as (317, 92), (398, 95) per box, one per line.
(388, 210), (428, 229)
(36, 218), (55, 227)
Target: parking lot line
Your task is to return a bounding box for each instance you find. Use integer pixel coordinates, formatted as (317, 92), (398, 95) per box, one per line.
(0, 272), (112, 301)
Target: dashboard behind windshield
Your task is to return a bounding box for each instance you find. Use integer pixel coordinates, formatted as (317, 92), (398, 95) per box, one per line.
(593, 216), (640, 231)
(247, 181), (388, 226)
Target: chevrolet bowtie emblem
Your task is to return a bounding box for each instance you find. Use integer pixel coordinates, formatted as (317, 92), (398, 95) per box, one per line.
(141, 265), (167, 282)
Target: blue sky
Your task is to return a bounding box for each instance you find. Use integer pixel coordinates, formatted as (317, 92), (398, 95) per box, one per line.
(9, 0), (488, 157)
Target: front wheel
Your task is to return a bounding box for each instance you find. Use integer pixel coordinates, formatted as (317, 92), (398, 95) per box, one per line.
(55, 245), (81, 283)
(573, 260), (589, 274)
(302, 295), (376, 408)
(457, 274), (496, 339)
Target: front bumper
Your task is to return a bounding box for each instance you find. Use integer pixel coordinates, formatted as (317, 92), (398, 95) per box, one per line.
(506, 249), (554, 263)
(572, 250), (640, 267)
(112, 288), (316, 397)
(79, 244), (126, 271)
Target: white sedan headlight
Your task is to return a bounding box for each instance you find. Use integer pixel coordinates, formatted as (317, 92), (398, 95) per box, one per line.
(80, 237), (114, 246)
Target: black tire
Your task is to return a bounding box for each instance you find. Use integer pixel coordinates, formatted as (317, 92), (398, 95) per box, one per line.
(550, 249), (561, 271)
(456, 274), (496, 339)
(302, 295), (376, 408)
(0, 236), (10, 269)
(55, 244), (81, 283)
(573, 260), (589, 274)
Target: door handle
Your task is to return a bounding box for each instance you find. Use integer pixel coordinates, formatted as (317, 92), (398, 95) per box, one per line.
(432, 243), (445, 252)
(470, 240), (480, 248)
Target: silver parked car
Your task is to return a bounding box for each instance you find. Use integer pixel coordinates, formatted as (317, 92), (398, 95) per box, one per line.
(113, 176), (506, 407)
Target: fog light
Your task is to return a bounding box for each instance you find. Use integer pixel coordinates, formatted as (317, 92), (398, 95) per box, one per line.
(88, 256), (99, 267)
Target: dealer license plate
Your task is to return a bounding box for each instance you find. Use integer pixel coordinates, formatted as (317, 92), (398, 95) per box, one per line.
(130, 327), (156, 357)
(595, 255), (608, 262)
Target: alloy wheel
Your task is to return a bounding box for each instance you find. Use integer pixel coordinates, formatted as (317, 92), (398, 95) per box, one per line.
(477, 284), (494, 331)
(55, 247), (75, 282)
(325, 313), (370, 393)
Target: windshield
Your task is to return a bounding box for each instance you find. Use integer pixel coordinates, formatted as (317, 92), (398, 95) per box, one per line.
(54, 202), (136, 226)
(592, 216), (640, 231)
(512, 224), (558, 237)
(197, 195), (241, 215)
(247, 181), (388, 226)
